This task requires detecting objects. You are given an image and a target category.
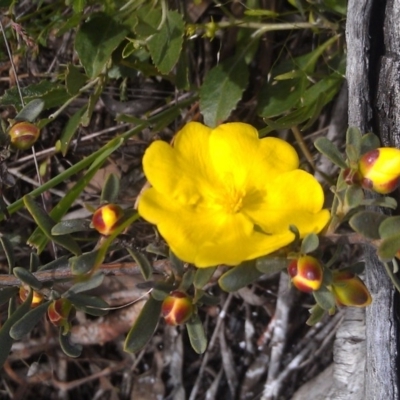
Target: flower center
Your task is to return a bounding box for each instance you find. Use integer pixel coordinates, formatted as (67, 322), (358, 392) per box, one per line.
(223, 190), (244, 214)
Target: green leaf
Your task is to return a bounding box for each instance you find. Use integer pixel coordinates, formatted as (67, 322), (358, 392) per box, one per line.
(360, 133), (380, 155)
(147, 10), (185, 74)
(349, 211), (388, 239)
(362, 196), (397, 209)
(51, 219), (92, 235)
(63, 272), (104, 297)
(244, 9), (279, 17)
(313, 286), (336, 311)
(194, 267), (217, 289)
(1, 81), (70, 111)
(344, 185), (364, 209)
(256, 257), (289, 275)
(65, 63), (87, 96)
(0, 287), (19, 307)
(0, 290), (32, 369)
(378, 235), (400, 262)
(23, 195), (81, 256)
(14, 99), (44, 123)
(180, 267), (195, 292)
(0, 236), (15, 272)
(379, 216), (400, 239)
(200, 58), (249, 127)
(169, 250), (185, 277)
(300, 233), (319, 254)
(10, 301), (50, 340)
(59, 105), (87, 156)
(314, 137), (347, 169)
(81, 81), (103, 127)
(13, 267), (42, 291)
(100, 173), (120, 204)
(218, 260), (262, 292)
(186, 314), (207, 354)
(38, 255), (69, 271)
(66, 293), (109, 316)
(135, 4), (161, 36)
(127, 248), (153, 281)
(70, 251), (100, 275)
(306, 304), (326, 326)
(59, 330), (82, 358)
(74, 12), (128, 78)
(345, 126), (362, 161)
(124, 296), (162, 353)
(30, 252), (41, 272)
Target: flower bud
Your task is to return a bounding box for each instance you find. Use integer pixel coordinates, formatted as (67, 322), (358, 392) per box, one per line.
(331, 271), (372, 307)
(358, 148), (400, 194)
(8, 122), (40, 150)
(91, 204), (124, 236)
(287, 255), (323, 293)
(19, 285), (44, 308)
(47, 299), (73, 333)
(161, 291), (194, 326)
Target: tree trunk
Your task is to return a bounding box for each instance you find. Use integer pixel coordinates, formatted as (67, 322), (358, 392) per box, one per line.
(346, 0), (399, 399)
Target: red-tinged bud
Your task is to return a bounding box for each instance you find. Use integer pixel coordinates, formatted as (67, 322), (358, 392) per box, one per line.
(91, 204), (124, 236)
(288, 255), (323, 293)
(358, 148), (400, 194)
(331, 271), (372, 307)
(8, 122), (40, 150)
(343, 167), (362, 186)
(19, 285), (44, 308)
(48, 299), (73, 334)
(161, 291), (194, 326)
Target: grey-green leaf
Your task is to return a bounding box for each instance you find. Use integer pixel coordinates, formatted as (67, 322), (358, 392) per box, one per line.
(51, 219), (92, 235)
(256, 257), (289, 275)
(10, 301), (50, 340)
(66, 293), (109, 316)
(313, 286), (336, 311)
(127, 248), (153, 281)
(194, 267), (217, 289)
(218, 260), (262, 292)
(186, 314), (207, 354)
(379, 216), (400, 239)
(314, 137), (347, 169)
(14, 99), (44, 122)
(13, 267), (42, 291)
(59, 331), (82, 358)
(0, 236), (15, 273)
(124, 296), (162, 354)
(300, 233), (320, 254)
(349, 211), (388, 240)
(378, 235), (400, 262)
(63, 272), (104, 297)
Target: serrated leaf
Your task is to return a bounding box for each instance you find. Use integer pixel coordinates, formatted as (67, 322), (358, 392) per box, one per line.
(127, 248), (153, 281)
(13, 267), (42, 291)
(314, 137), (347, 169)
(100, 173), (120, 204)
(313, 286), (336, 310)
(349, 211), (387, 239)
(63, 272), (104, 297)
(59, 106), (87, 156)
(124, 296), (162, 353)
(51, 219), (92, 235)
(1, 81), (70, 111)
(10, 301), (50, 340)
(75, 12), (128, 78)
(14, 99), (44, 122)
(300, 233), (319, 254)
(65, 64), (87, 96)
(0, 290), (32, 369)
(23, 195), (81, 256)
(256, 257), (289, 275)
(0, 236), (15, 273)
(194, 267), (217, 289)
(378, 235), (400, 261)
(186, 314), (207, 354)
(0, 287), (18, 307)
(378, 216), (400, 239)
(135, 4), (161, 37)
(218, 260), (262, 292)
(59, 330), (82, 358)
(66, 293), (108, 316)
(200, 58), (249, 127)
(148, 10), (184, 74)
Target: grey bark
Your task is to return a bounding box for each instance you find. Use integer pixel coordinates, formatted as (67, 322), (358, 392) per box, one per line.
(346, 0), (399, 399)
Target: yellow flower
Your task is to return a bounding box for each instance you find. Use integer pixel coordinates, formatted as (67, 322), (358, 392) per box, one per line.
(138, 122), (330, 267)
(358, 148), (400, 194)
